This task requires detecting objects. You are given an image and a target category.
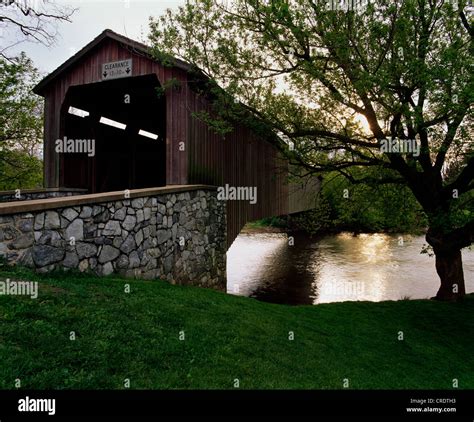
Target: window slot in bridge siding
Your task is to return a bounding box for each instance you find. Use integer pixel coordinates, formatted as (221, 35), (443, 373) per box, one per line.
(68, 106), (89, 118)
(99, 116), (126, 130)
(138, 129), (159, 140)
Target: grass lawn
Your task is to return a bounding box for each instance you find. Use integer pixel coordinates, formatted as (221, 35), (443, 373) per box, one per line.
(0, 264), (473, 389)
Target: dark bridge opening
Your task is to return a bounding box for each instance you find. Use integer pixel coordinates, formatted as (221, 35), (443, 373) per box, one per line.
(60, 74), (166, 193)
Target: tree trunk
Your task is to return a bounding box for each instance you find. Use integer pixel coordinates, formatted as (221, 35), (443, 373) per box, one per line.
(434, 249), (466, 301)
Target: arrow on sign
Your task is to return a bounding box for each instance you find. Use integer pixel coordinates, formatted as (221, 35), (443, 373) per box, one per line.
(103, 71), (108, 78)
(126, 67), (130, 74)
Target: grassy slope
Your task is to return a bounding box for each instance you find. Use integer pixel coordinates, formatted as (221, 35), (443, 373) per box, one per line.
(0, 266), (472, 390)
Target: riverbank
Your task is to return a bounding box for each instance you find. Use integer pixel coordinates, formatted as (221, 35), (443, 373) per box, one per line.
(0, 264), (473, 389)
(243, 217), (427, 237)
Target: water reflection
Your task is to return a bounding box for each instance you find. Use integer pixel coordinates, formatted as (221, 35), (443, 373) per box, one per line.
(226, 232), (474, 305)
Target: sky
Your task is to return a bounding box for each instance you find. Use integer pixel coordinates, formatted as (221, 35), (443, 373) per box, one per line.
(3, 0), (186, 75)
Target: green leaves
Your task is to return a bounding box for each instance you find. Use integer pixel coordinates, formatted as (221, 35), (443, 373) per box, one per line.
(191, 110), (234, 136)
(0, 53), (43, 189)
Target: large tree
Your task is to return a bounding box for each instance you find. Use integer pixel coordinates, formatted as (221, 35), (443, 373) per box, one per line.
(150, 0), (473, 301)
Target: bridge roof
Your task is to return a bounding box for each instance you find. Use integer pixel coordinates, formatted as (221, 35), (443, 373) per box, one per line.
(33, 29), (195, 96)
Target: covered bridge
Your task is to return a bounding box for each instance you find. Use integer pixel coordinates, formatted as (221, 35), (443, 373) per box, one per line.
(33, 29), (317, 248)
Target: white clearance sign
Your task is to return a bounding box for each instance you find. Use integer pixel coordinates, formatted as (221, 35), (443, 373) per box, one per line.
(101, 59), (133, 80)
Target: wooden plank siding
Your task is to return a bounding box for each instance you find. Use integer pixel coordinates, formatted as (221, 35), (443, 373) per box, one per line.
(36, 30), (315, 250)
(186, 92), (289, 246)
(288, 173), (320, 215)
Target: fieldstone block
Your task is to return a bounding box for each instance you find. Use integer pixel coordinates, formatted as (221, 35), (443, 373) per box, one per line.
(63, 208), (79, 221)
(112, 237), (122, 248)
(164, 254), (174, 274)
(11, 233), (34, 249)
(120, 234), (136, 254)
(135, 230), (144, 247)
(79, 259), (89, 272)
(98, 245), (120, 263)
(116, 255), (129, 269)
(99, 262), (114, 276)
(132, 197), (145, 208)
(156, 229), (170, 244)
(44, 211), (60, 229)
(114, 207), (126, 221)
(16, 217), (33, 233)
(64, 252), (79, 268)
(122, 215), (136, 231)
(38, 230), (62, 247)
(103, 220), (121, 236)
(157, 204), (166, 215)
(92, 205), (103, 216)
(32, 245), (65, 267)
(80, 206), (93, 218)
(93, 209), (110, 223)
(76, 242), (97, 259)
(148, 248), (162, 258)
(66, 219), (84, 242)
(129, 251), (140, 268)
(34, 213), (45, 230)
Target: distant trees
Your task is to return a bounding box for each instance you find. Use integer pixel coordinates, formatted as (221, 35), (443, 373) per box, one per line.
(0, 53), (43, 189)
(290, 166), (430, 235)
(0, 1), (75, 189)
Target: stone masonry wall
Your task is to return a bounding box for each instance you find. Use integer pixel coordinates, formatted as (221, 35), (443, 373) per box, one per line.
(0, 189), (227, 290)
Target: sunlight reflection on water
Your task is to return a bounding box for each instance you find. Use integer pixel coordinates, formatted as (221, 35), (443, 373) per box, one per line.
(226, 232), (474, 305)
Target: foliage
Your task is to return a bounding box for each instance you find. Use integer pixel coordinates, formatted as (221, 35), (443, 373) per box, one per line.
(191, 110), (234, 136)
(290, 194), (333, 235)
(289, 167), (428, 234)
(155, 77), (182, 98)
(322, 168), (428, 233)
(0, 53), (43, 189)
(246, 215), (288, 229)
(0, 148), (42, 190)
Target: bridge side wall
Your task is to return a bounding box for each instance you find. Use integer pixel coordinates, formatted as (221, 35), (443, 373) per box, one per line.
(187, 92), (290, 248)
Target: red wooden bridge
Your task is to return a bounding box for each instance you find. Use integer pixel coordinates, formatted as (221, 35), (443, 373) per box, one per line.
(33, 29), (317, 247)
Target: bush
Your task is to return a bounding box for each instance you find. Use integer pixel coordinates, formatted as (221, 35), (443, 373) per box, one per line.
(290, 167), (428, 235)
(290, 195), (332, 235)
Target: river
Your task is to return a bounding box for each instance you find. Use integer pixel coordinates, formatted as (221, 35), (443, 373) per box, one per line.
(226, 232), (474, 305)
